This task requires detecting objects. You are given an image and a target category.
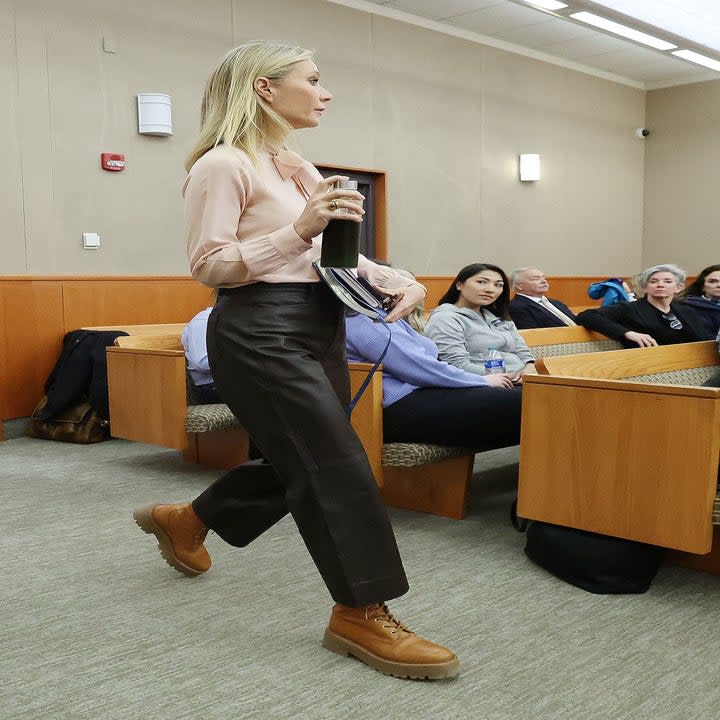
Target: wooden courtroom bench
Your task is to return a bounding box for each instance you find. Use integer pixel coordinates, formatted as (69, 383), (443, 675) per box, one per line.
(104, 325), (625, 519)
(518, 325), (623, 358)
(106, 333), (476, 520)
(106, 334), (250, 470)
(517, 340), (720, 570)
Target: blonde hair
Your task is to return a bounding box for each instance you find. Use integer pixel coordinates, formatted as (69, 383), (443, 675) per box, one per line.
(392, 268), (427, 333)
(185, 41), (314, 172)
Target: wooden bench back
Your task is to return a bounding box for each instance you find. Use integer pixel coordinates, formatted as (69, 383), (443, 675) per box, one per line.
(113, 334), (184, 352)
(83, 322), (187, 336)
(536, 340), (718, 379)
(519, 326), (609, 346)
(519, 325), (623, 359)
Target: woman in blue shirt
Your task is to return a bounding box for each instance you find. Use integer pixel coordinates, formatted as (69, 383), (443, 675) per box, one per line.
(182, 307), (222, 404)
(345, 312), (522, 450)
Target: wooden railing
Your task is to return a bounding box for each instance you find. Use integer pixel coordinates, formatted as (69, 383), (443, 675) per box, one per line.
(0, 274), (611, 421)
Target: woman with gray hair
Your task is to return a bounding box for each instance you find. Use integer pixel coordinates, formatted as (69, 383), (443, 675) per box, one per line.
(577, 264), (712, 347)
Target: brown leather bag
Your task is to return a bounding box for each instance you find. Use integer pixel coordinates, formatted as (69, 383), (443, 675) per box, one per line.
(27, 396), (109, 444)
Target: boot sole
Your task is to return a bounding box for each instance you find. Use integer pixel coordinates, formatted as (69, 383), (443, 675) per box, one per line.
(133, 505), (205, 578)
(322, 629), (459, 680)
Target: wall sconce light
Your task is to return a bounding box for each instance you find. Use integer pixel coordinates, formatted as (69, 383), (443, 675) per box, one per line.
(519, 154), (541, 182)
(137, 93), (173, 136)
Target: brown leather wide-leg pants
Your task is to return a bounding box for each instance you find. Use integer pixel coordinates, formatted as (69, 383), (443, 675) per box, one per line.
(192, 282), (408, 607)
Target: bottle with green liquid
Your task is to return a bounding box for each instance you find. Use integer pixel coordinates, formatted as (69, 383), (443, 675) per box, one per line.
(320, 179), (362, 268)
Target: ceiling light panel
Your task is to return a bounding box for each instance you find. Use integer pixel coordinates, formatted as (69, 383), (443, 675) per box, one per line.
(671, 49), (720, 72)
(569, 11), (678, 51)
(588, 0), (720, 53)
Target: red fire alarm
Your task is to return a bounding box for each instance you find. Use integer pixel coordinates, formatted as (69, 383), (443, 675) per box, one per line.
(101, 153), (125, 171)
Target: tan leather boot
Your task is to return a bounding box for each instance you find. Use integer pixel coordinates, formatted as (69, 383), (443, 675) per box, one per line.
(133, 503), (211, 577)
(323, 603), (459, 680)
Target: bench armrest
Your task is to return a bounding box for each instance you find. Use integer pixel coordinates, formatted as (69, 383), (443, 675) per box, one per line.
(518, 374), (720, 553)
(348, 362), (384, 487)
(107, 346), (188, 449)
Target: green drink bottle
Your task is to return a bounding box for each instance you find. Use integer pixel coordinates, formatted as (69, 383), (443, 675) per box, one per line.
(320, 180), (361, 268)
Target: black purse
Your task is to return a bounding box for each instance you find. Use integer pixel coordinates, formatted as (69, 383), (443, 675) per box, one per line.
(312, 261), (395, 319)
(313, 261), (395, 416)
(511, 500), (665, 594)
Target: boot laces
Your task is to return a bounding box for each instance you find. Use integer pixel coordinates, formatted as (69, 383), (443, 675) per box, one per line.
(192, 527), (208, 549)
(365, 603), (414, 635)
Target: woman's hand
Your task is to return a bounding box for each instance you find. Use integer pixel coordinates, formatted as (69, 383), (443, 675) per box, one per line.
(483, 373), (515, 388)
(625, 331), (658, 347)
(503, 365), (536, 385)
(293, 175), (365, 242)
(379, 283), (427, 323)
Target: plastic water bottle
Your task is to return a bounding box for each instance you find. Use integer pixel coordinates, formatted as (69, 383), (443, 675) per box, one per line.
(484, 347), (506, 374)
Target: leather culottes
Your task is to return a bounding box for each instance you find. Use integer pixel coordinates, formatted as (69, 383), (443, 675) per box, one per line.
(192, 281), (409, 607)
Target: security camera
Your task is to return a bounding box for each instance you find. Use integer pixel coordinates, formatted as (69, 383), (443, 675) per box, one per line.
(635, 128), (650, 138)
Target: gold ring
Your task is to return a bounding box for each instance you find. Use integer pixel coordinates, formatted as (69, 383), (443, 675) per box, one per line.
(329, 200), (338, 211)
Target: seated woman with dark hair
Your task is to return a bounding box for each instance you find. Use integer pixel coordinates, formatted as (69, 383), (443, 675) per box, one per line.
(577, 264), (712, 348)
(424, 263), (536, 383)
(344, 311), (522, 452)
(676, 264), (720, 338)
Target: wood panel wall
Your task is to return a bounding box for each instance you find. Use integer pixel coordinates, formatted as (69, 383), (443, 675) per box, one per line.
(0, 274), (609, 421)
(420, 275), (608, 311)
(0, 277), (212, 419)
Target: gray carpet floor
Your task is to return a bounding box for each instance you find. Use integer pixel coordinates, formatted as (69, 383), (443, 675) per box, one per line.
(2, 425), (720, 720)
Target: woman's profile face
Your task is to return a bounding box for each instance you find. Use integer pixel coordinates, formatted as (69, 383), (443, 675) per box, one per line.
(644, 271), (681, 300)
(456, 270), (504, 310)
(262, 59), (332, 129)
(702, 270), (720, 299)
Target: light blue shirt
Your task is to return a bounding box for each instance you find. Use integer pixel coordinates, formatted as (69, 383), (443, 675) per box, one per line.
(181, 307), (213, 386)
(345, 313), (488, 407)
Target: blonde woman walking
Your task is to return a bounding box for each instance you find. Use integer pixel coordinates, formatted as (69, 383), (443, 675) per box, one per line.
(133, 41), (458, 680)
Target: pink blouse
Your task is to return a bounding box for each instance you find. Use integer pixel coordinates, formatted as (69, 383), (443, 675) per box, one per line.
(183, 145), (412, 292)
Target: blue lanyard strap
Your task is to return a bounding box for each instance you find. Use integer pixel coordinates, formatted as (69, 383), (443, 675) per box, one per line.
(347, 315), (392, 417)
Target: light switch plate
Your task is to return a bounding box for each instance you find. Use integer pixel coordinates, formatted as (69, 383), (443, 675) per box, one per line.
(83, 232), (101, 250)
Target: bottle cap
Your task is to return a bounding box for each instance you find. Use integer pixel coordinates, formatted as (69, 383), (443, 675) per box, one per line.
(332, 179), (358, 190)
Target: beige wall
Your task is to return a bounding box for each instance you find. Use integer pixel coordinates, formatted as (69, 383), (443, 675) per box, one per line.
(1, 0), (646, 277)
(644, 79), (720, 274)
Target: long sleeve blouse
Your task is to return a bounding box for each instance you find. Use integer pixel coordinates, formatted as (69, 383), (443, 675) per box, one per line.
(424, 304), (534, 375)
(183, 145), (413, 292)
(345, 313), (488, 407)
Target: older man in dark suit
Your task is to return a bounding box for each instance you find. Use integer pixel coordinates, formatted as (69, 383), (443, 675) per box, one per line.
(508, 267), (578, 329)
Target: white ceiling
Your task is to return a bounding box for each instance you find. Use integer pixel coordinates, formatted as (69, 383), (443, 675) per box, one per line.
(331, 0), (720, 89)
(592, 0), (720, 53)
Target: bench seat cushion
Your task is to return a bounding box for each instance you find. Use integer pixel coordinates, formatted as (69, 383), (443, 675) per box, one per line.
(186, 404), (239, 433)
(184, 407), (473, 471)
(625, 365), (718, 386)
(382, 443), (473, 467)
(531, 339), (622, 359)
